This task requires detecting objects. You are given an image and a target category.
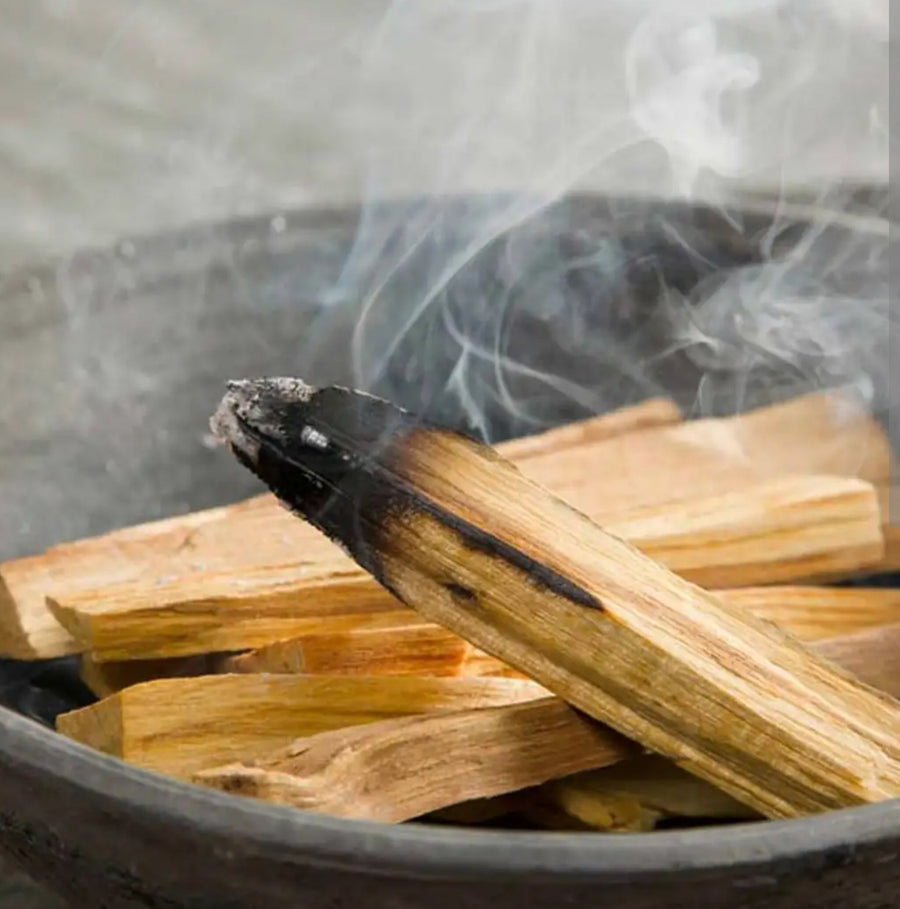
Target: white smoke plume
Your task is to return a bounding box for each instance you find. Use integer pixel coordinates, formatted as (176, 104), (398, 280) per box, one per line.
(297, 0), (888, 442)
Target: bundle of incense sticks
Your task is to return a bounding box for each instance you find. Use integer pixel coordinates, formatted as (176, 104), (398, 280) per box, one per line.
(3, 380), (900, 832)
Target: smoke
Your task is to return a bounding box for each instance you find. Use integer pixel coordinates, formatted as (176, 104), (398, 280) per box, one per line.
(297, 0), (888, 442)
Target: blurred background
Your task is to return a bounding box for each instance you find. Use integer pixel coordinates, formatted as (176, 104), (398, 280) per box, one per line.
(1, 0), (888, 272)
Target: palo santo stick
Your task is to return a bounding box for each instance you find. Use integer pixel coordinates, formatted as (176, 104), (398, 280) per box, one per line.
(723, 586), (900, 641)
(223, 623), (469, 677)
(497, 398), (681, 460)
(540, 755), (758, 831)
(221, 587), (900, 683)
(56, 674), (546, 779)
(210, 378), (900, 818)
(0, 400), (680, 660)
(6, 389), (890, 661)
(49, 567), (430, 661)
(196, 621), (900, 825)
(605, 475), (883, 588)
(538, 623), (900, 831)
(193, 697), (638, 822)
(520, 389), (894, 521)
(47, 474), (883, 662)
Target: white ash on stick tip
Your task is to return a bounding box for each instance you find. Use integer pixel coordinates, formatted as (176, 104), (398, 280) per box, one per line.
(210, 376), (320, 463)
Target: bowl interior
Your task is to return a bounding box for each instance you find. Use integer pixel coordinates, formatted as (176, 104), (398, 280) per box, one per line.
(0, 190), (893, 878)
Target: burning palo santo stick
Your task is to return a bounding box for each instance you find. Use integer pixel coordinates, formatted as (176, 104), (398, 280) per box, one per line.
(0, 399), (681, 661)
(5, 388), (894, 664)
(57, 673), (546, 779)
(45, 475), (883, 663)
(210, 378), (900, 818)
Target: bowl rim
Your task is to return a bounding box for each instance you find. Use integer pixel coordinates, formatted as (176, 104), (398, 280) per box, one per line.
(5, 706), (900, 881)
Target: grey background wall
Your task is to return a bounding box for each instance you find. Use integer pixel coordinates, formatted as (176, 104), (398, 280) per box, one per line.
(1, 0), (888, 271)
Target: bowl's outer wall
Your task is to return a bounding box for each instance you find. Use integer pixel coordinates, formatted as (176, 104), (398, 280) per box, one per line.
(2, 710), (900, 909)
(0, 195), (896, 908)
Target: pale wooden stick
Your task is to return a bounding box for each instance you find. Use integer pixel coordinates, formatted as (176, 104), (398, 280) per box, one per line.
(223, 623), (469, 678)
(75, 590), (900, 695)
(193, 698), (638, 822)
(724, 587), (900, 641)
(537, 623), (900, 831)
(56, 674), (547, 779)
(46, 475), (883, 662)
(605, 475), (883, 588)
(210, 379), (900, 818)
(222, 587), (900, 683)
(497, 398), (681, 460)
(195, 621), (900, 825)
(539, 755), (757, 831)
(7, 388), (895, 662)
(0, 400), (680, 660)
(46, 563), (419, 662)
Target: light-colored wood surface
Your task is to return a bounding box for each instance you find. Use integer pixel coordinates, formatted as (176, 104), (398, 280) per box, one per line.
(540, 755), (758, 831)
(195, 619), (900, 825)
(723, 587), (900, 641)
(46, 474), (883, 662)
(353, 422), (900, 818)
(193, 697), (637, 822)
(56, 674), (547, 779)
(4, 390), (893, 660)
(3, 401), (680, 660)
(222, 622), (471, 677)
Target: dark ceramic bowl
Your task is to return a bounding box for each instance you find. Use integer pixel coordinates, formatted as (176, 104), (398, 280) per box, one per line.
(0, 192), (894, 909)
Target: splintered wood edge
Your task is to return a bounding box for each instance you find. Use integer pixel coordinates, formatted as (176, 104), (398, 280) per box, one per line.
(0, 574), (80, 659)
(192, 698), (637, 822)
(55, 674), (552, 779)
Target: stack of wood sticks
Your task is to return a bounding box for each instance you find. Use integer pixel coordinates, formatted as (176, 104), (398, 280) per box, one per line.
(2, 381), (899, 832)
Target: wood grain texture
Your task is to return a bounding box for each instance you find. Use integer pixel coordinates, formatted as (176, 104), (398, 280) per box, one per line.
(46, 474), (883, 662)
(193, 698), (637, 822)
(5, 388), (893, 660)
(539, 756), (758, 831)
(216, 588), (900, 685)
(723, 587), (900, 641)
(56, 674), (547, 778)
(0, 402), (679, 660)
(383, 430), (900, 817)
(46, 563), (416, 661)
(194, 610), (900, 826)
(222, 623), (471, 677)
(210, 379), (900, 820)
